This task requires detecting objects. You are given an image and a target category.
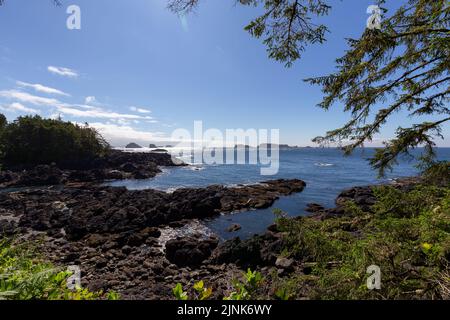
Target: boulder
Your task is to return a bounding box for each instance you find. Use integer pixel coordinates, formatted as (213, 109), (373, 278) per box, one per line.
(275, 257), (294, 271)
(165, 236), (219, 267)
(227, 224), (242, 232)
(211, 233), (282, 268)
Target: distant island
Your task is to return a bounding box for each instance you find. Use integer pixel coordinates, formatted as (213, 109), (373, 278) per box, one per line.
(125, 142), (142, 149)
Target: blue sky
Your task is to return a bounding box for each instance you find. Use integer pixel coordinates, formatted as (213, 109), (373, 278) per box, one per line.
(0, 0), (448, 147)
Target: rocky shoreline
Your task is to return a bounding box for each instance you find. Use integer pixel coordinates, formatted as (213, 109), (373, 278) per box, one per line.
(0, 150), (182, 188)
(0, 151), (422, 299)
(0, 150), (310, 299)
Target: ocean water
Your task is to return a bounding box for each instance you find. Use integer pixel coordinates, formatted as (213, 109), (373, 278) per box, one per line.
(109, 148), (450, 240)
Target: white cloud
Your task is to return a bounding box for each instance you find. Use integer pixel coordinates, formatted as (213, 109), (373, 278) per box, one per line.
(0, 102), (40, 114)
(88, 122), (169, 145)
(0, 89), (163, 129)
(56, 106), (155, 120)
(130, 106), (152, 114)
(16, 81), (70, 96)
(0, 90), (61, 106)
(47, 66), (78, 78)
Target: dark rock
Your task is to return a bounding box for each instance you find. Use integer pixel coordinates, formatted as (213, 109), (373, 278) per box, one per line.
(122, 245), (132, 255)
(120, 163), (138, 173)
(16, 165), (63, 186)
(165, 236), (219, 267)
(2, 150), (182, 187)
(211, 233), (281, 268)
(305, 203), (325, 213)
(227, 224), (242, 232)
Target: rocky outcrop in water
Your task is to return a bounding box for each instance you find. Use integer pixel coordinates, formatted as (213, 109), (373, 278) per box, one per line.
(125, 143), (142, 148)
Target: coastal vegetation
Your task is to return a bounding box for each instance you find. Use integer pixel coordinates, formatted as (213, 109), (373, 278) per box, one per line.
(0, 238), (118, 300)
(172, 174), (450, 300)
(268, 182), (449, 300)
(0, 115), (110, 168)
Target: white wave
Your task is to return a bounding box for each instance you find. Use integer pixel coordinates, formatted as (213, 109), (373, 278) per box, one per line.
(189, 166), (205, 171)
(314, 162), (335, 167)
(157, 220), (215, 251)
(165, 187), (181, 194)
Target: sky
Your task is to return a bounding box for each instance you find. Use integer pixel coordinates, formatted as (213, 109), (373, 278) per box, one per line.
(0, 0), (448, 147)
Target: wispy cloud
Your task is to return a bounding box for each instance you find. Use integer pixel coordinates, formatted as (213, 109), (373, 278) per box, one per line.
(47, 66), (78, 78)
(0, 90), (155, 121)
(57, 106), (154, 120)
(16, 81), (70, 96)
(0, 102), (40, 114)
(88, 122), (169, 145)
(0, 90), (61, 106)
(130, 106), (152, 114)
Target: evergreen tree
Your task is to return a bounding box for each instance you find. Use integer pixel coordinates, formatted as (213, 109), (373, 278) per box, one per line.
(169, 0), (449, 175)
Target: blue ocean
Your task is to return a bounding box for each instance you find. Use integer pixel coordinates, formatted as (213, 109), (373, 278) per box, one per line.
(109, 148), (450, 240)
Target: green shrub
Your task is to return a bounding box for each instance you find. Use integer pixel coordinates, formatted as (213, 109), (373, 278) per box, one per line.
(0, 115), (109, 168)
(0, 239), (118, 300)
(172, 269), (264, 301)
(422, 161), (450, 187)
(271, 184), (450, 300)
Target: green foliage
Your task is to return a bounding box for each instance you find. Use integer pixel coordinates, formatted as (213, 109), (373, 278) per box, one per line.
(0, 239), (117, 300)
(172, 281), (212, 300)
(173, 283), (188, 300)
(225, 269), (264, 300)
(169, 0), (449, 175)
(421, 161), (450, 187)
(271, 184), (450, 300)
(0, 113), (6, 132)
(0, 115), (110, 168)
(172, 270), (264, 301)
(306, 0), (450, 175)
(193, 280), (213, 300)
(169, 0), (330, 67)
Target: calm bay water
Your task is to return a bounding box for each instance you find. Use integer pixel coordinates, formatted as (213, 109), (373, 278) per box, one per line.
(109, 148), (450, 240)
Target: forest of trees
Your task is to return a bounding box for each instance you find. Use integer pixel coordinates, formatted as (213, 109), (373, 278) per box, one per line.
(0, 115), (110, 168)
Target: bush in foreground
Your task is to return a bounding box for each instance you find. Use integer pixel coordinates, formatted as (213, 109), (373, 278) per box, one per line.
(269, 184), (450, 300)
(0, 238), (118, 300)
